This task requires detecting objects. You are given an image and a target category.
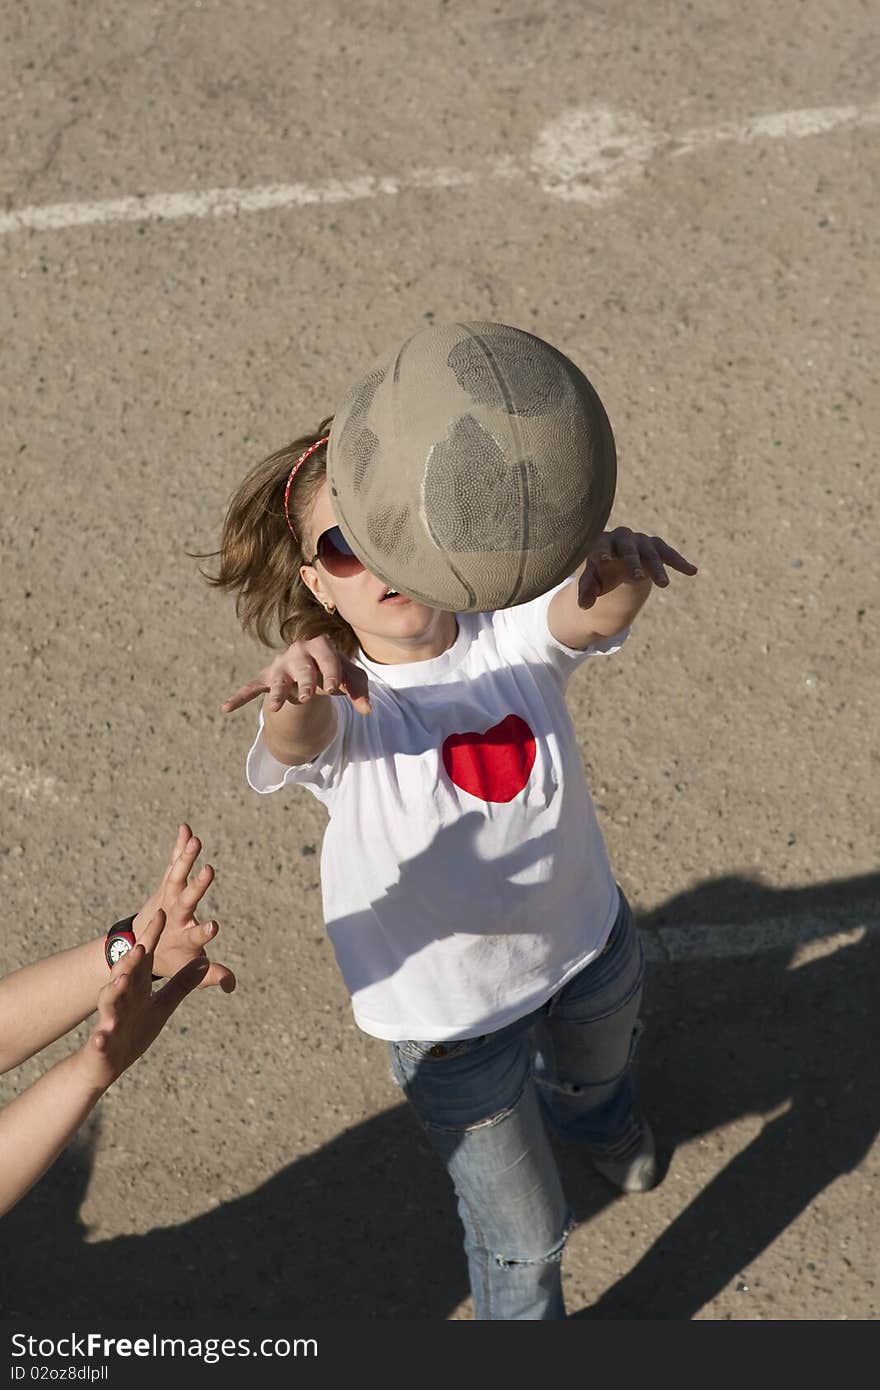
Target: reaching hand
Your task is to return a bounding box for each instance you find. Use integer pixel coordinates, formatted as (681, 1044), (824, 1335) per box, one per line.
(578, 528), (698, 609)
(132, 825), (236, 992)
(83, 911), (211, 1090)
(221, 634), (372, 717)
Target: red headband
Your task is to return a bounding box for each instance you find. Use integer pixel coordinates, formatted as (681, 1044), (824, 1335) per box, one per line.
(283, 436), (330, 543)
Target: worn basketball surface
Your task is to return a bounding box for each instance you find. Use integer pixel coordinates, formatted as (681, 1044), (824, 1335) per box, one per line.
(327, 320), (616, 611)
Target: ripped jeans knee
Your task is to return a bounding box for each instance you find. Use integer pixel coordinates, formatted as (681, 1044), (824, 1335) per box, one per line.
(385, 1024), (586, 1317)
(491, 1212), (575, 1270)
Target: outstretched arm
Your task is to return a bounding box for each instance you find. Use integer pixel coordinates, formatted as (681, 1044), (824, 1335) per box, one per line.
(548, 527), (697, 650)
(221, 634), (372, 766)
(0, 912), (209, 1217)
(0, 936), (108, 1076)
(0, 824), (234, 1075)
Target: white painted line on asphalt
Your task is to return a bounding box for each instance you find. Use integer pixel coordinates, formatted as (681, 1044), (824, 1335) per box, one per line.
(0, 754), (60, 805)
(679, 103), (874, 147)
(0, 171), (475, 236)
(788, 925), (867, 969)
(641, 917), (873, 964)
(528, 99), (880, 202)
(1, 99), (877, 235)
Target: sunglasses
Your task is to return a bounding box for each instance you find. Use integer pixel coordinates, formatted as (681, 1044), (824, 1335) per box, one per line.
(307, 525), (366, 579)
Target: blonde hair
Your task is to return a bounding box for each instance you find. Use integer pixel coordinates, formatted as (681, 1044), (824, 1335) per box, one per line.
(195, 417), (359, 657)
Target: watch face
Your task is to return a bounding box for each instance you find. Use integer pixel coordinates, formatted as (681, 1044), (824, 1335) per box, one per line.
(107, 935), (134, 965)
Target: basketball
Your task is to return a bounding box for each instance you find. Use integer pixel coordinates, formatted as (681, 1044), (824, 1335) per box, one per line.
(326, 320), (617, 612)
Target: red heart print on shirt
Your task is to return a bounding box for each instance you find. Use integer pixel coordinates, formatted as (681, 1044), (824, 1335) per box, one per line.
(442, 714), (537, 803)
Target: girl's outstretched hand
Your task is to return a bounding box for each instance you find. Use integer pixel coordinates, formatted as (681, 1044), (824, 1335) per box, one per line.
(221, 635), (372, 717)
(132, 825), (236, 993)
(578, 528), (698, 609)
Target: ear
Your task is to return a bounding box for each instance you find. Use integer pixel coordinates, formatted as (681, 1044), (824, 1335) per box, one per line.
(299, 563), (331, 610)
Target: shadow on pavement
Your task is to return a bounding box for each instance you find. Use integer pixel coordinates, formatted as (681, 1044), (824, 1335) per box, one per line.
(567, 869), (879, 1318)
(2, 870), (876, 1319)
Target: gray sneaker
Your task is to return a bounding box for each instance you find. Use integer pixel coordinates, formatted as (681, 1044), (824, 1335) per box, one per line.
(592, 1119), (659, 1193)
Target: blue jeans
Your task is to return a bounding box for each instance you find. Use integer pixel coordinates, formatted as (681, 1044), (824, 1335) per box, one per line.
(389, 890), (646, 1320)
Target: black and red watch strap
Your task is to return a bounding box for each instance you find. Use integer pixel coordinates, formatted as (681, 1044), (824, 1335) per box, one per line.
(106, 914), (164, 981)
(105, 916), (137, 959)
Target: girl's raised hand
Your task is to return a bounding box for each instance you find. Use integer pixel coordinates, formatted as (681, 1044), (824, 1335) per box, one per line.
(221, 634), (372, 717)
(578, 528), (698, 609)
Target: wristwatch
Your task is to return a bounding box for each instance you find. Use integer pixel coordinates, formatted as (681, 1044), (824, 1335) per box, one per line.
(105, 915), (137, 968)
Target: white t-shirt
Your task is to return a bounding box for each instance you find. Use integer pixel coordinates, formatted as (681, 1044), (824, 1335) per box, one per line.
(246, 579), (629, 1042)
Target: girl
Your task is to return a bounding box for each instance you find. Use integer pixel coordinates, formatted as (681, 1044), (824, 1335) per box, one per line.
(208, 420), (697, 1320)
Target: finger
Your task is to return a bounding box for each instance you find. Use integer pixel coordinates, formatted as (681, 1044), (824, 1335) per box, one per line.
(163, 916), (218, 966)
(92, 1029), (111, 1054)
(95, 979), (128, 1036)
(591, 534), (614, 565)
(650, 561), (670, 587)
(160, 824), (192, 883)
(154, 957), (211, 1021)
(339, 658), (372, 715)
(652, 538), (698, 574)
(289, 657), (321, 703)
(167, 834), (202, 891)
(106, 942), (148, 991)
(200, 960), (237, 993)
(178, 866), (215, 916)
(123, 945), (157, 993)
(315, 648), (343, 696)
(171, 822), (192, 861)
(197, 917), (219, 945)
(95, 981), (123, 1028)
(639, 541), (671, 587)
(137, 909), (167, 957)
(146, 825), (192, 909)
(263, 669), (299, 713)
(577, 561), (601, 609)
(221, 677), (271, 714)
(612, 530), (644, 579)
(111, 969), (135, 1000)
(341, 687), (372, 715)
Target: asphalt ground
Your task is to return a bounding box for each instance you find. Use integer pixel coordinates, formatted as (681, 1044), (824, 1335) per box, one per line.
(1, 0), (877, 1321)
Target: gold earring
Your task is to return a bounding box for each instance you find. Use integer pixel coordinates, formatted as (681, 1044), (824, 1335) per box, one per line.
(323, 602), (336, 615)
